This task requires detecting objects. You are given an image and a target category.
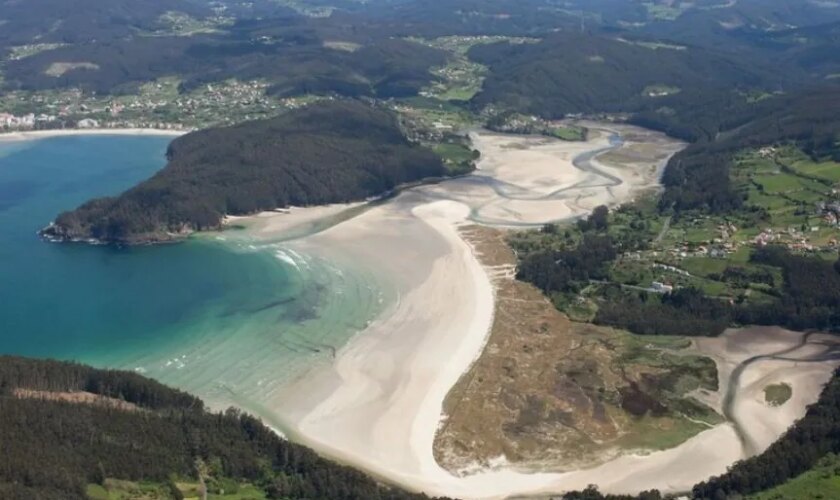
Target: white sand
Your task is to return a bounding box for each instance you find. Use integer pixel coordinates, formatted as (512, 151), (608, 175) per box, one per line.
(229, 125), (835, 499)
(261, 193), (746, 499)
(695, 327), (840, 456)
(0, 128), (187, 142)
(271, 198), (501, 492)
(736, 358), (834, 452)
(223, 204), (363, 240)
(419, 125), (683, 227)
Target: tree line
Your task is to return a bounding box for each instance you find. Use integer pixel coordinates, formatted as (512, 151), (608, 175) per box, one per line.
(0, 356), (447, 500)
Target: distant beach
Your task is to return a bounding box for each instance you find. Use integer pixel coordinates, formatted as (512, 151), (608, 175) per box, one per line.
(0, 128), (187, 142)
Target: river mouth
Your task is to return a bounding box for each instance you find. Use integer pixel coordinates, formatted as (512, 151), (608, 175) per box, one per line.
(219, 123), (734, 499)
(239, 125), (840, 499)
(5, 126), (830, 499)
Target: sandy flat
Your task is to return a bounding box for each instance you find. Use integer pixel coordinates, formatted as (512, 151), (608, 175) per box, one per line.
(418, 125), (683, 227)
(222, 125), (837, 499)
(258, 192), (747, 499)
(223, 204), (364, 239)
(695, 327), (840, 456)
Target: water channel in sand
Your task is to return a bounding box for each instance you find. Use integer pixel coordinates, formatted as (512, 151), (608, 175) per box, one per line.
(6, 125), (836, 499)
(214, 124), (839, 498)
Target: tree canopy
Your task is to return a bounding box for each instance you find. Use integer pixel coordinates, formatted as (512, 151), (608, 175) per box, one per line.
(44, 101), (447, 244)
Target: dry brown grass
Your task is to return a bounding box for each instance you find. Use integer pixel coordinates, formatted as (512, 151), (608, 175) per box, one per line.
(44, 62), (100, 77)
(433, 226), (719, 473)
(13, 388), (141, 412)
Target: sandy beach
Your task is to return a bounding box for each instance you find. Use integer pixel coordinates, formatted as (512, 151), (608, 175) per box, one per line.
(0, 128), (187, 142)
(261, 193), (742, 498)
(222, 124), (837, 499)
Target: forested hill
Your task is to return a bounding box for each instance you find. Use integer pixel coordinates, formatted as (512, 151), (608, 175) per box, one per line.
(4, 34), (448, 98)
(0, 356), (443, 500)
(659, 86), (840, 214)
(42, 101), (447, 245)
(0, 0), (212, 48)
(468, 32), (782, 130)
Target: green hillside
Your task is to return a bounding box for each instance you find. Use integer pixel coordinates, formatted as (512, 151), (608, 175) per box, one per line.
(0, 356), (442, 500)
(42, 100), (447, 244)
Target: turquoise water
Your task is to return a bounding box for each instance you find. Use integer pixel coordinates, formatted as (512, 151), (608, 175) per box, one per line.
(0, 135), (383, 408)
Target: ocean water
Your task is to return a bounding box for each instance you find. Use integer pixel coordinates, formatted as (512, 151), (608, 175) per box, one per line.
(0, 135), (383, 409)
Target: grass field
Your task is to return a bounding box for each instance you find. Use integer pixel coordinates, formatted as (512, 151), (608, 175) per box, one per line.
(550, 126), (586, 141)
(733, 146), (840, 237)
(753, 172), (810, 194)
(680, 256), (729, 277)
(750, 453), (840, 499)
(616, 412), (714, 450)
(433, 142), (478, 174)
(790, 157), (840, 183)
(434, 142), (474, 163)
(746, 186), (790, 210)
(87, 478), (267, 499)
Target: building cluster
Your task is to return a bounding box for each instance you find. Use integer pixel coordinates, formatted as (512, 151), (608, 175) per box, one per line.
(0, 80), (293, 133)
(753, 227), (822, 251)
(650, 281), (674, 293)
(393, 105), (452, 143)
(816, 200), (840, 226)
(0, 112), (57, 129)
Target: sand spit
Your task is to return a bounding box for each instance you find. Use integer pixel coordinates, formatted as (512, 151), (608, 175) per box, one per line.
(226, 125), (837, 499)
(221, 203), (366, 244)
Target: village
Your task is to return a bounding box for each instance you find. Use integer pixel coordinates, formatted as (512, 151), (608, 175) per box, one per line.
(0, 78), (316, 132)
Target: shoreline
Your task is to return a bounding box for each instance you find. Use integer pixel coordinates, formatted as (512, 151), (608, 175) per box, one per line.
(239, 124), (839, 498)
(223, 123), (756, 498)
(0, 127), (189, 142)
(20, 121), (834, 497)
(259, 244), (839, 497)
(242, 195), (747, 499)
